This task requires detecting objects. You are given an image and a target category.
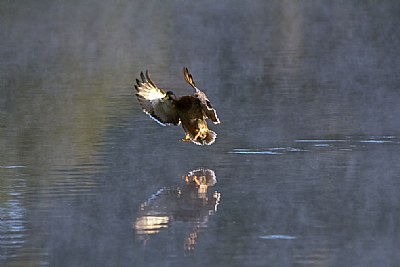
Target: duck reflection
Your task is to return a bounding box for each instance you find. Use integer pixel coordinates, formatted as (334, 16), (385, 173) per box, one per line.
(133, 168), (220, 251)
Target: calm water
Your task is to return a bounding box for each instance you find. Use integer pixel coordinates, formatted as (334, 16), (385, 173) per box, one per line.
(1, 1), (400, 266)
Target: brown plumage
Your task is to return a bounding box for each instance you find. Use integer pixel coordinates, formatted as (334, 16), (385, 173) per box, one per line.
(134, 67), (220, 145)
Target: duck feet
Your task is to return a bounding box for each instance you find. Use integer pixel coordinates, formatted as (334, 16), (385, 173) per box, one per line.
(193, 130), (201, 141)
(179, 132), (191, 142)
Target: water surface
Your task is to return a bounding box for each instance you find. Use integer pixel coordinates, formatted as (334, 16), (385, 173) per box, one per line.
(1, 1), (400, 266)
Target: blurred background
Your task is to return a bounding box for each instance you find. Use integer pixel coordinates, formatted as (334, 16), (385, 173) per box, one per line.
(1, 1), (400, 266)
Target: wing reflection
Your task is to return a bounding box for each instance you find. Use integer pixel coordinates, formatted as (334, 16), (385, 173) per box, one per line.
(133, 168), (220, 251)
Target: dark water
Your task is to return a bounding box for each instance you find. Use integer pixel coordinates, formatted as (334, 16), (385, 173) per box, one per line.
(1, 1), (400, 266)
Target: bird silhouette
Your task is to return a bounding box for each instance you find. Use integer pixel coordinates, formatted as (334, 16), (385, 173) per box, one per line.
(135, 68), (220, 145)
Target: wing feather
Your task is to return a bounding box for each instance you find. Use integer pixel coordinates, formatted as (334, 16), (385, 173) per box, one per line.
(199, 98), (220, 124)
(135, 71), (180, 125)
(182, 67), (220, 124)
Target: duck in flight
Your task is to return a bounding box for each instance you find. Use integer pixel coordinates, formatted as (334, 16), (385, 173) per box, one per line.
(134, 67), (220, 145)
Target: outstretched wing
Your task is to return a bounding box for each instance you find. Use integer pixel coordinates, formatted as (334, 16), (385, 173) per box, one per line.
(182, 67), (220, 124)
(135, 70), (180, 126)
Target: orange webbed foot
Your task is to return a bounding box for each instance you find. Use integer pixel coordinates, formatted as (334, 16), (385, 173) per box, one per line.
(193, 130), (201, 142)
(179, 132), (191, 142)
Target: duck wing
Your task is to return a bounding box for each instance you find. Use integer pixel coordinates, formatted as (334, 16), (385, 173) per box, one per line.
(135, 70), (180, 126)
(182, 67), (220, 124)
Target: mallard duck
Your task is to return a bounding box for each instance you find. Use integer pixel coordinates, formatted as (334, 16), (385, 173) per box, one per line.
(134, 67), (220, 145)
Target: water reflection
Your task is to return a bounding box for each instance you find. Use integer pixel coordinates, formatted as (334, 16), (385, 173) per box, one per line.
(0, 167), (27, 262)
(133, 168), (220, 251)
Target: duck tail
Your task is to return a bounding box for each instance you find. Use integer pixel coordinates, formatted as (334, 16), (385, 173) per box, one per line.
(204, 130), (217, 145)
(190, 129), (217, 146)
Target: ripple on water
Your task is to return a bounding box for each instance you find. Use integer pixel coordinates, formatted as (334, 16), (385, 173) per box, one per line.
(259, 235), (297, 240)
(229, 147), (309, 155)
(358, 140), (393, 143)
(0, 174), (27, 260)
(295, 135), (400, 145)
(230, 136), (400, 156)
(0, 166), (26, 169)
